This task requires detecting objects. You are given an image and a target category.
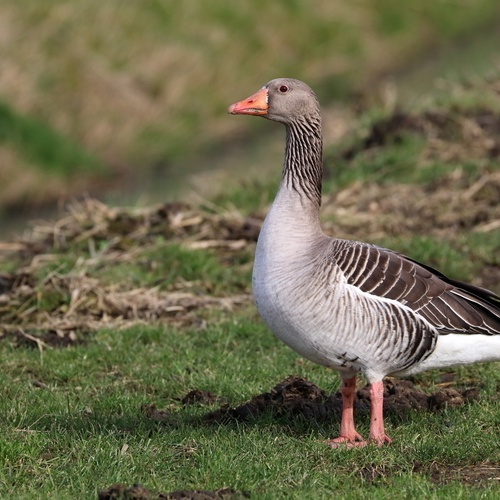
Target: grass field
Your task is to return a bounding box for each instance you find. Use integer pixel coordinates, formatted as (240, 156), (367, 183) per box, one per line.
(1, 72), (500, 498)
(2, 1), (500, 215)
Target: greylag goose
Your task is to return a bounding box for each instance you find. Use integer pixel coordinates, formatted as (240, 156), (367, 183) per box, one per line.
(228, 78), (500, 447)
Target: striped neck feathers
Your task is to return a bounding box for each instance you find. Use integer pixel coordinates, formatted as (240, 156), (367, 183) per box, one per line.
(282, 115), (323, 207)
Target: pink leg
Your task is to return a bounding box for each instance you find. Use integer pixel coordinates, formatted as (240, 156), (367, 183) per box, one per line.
(368, 380), (392, 446)
(326, 375), (365, 448)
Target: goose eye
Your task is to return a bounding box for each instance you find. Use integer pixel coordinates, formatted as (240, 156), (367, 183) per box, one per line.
(279, 85), (289, 93)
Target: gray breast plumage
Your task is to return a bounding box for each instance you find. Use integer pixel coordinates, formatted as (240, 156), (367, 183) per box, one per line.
(252, 192), (439, 380)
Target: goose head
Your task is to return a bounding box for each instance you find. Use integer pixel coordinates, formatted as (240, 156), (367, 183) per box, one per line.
(228, 78), (320, 124)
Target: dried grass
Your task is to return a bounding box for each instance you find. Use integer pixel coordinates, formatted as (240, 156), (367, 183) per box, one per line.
(324, 102), (500, 245)
(2, 95), (500, 344)
(0, 198), (257, 343)
(324, 170), (500, 241)
(2, 147), (500, 343)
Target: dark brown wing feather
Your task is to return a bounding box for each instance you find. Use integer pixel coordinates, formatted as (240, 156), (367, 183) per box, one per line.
(331, 239), (500, 335)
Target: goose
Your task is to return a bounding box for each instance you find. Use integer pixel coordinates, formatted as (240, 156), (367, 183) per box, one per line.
(228, 78), (500, 447)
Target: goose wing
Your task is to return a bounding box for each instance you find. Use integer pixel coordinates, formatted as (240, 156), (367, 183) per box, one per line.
(330, 239), (500, 336)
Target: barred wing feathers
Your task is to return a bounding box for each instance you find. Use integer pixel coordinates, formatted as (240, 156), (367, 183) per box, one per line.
(331, 239), (500, 336)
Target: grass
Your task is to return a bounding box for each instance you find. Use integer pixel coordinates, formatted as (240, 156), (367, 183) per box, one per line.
(2, 0), (500, 213)
(0, 101), (103, 177)
(0, 215), (499, 497)
(211, 179), (280, 216)
(1, 318), (500, 498)
(1, 73), (500, 497)
(328, 133), (429, 189)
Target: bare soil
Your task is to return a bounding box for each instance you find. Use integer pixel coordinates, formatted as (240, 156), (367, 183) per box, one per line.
(202, 376), (479, 426)
(358, 461), (500, 486)
(98, 484), (248, 500)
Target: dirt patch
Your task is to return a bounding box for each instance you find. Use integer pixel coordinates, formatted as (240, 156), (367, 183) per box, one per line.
(3, 328), (87, 349)
(414, 461), (500, 486)
(141, 391), (227, 424)
(181, 390), (224, 407)
(204, 376), (479, 425)
(141, 389), (227, 422)
(98, 484), (247, 500)
(339, 107), (500, 163)
(141, 404), (171, 423)
(340, 111), (427, 159)
(205, 376), (335, 424)
(357, 461), (500, 486)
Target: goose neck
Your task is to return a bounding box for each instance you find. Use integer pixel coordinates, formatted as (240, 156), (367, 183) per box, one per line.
(282, 116), (323, 208)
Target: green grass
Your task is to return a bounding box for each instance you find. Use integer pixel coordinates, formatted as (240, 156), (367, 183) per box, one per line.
(94, 243), (252, 293)
(463, 231), (500, 267)
(2, 66), (500, 497)
(325, 112), (498, 191)
(0, 101), (103, 177)
(211, 179), (279, 215)
(327, 133), (428, 189)
(1, 318), (500, 499)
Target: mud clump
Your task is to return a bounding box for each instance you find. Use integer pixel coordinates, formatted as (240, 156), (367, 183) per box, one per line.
(357, 378), (428, 412)
(141, 404), (171, 423)
(427, 386), (480, 410)
(204, 376), (336, 424)
(358, 378), (479, 412)
(204, 376), (479, 424)
(99, 484), (152, 500)
(98, 484), (248, 500)
(181, 389), (224, 407)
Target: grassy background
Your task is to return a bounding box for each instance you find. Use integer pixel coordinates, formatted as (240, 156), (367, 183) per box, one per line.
(1, 2), (500, 499)
(1, 0), (500, 216)
(1, 73), (500, 497)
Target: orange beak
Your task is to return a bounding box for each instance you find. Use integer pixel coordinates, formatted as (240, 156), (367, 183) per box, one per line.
(228, 87), (268, 116)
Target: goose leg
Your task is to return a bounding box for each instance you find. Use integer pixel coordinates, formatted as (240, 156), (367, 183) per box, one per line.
(368, 380), (392, 446)
(326, 375), (364, 448)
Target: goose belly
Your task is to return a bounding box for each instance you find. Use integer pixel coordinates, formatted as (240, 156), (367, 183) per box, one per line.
(253, 275), (355, 370)
(252, 264), (438, 380)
